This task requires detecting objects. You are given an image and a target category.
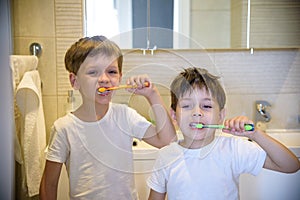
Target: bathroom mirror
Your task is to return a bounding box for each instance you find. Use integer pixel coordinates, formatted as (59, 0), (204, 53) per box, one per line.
(85, 0), (300, 49)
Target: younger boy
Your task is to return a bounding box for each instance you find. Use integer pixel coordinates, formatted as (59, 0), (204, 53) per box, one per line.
(39, 36), (177, 199)
(147, 67), (300, 200)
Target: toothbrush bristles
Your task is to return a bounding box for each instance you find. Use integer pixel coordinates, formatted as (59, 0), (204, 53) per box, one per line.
(98, 88), (106, 93)
(196, 124), (203, 128)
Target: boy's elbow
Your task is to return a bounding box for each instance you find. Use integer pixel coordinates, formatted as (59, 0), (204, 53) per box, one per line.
(288, 161), (300, 173)
(281, 159), (300, 174)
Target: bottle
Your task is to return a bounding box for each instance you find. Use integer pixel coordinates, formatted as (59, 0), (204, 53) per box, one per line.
(65, 90), (75, 114)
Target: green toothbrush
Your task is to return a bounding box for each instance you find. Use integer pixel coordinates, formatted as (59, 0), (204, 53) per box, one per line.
(193, 123), (254, 131)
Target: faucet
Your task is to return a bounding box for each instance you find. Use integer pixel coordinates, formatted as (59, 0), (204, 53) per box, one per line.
(255, 100), (271, 123)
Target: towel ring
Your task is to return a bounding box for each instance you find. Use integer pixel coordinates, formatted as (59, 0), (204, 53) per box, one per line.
(30, 43), (42, 57)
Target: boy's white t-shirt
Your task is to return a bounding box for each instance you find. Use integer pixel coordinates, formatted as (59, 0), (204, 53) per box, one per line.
(46, 103), (151, 200)
(147, 136), (267, 200)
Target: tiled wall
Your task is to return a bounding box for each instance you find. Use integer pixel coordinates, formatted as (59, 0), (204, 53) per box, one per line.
(117, 49), (300, 130)
(12, 0), (83, 141)
(12, 0), (300, 142)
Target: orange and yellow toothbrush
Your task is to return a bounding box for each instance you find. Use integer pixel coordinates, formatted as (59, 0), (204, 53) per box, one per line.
(97, 82), (150, 94)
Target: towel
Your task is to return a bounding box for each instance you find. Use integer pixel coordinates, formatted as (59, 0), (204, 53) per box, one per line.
(10, 55), (38, 91)
(10, 55), (38, 164)
(16, 70), (46, 197)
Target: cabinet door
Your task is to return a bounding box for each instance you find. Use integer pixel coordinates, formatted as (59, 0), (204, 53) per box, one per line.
(132, 0), (174, 48)
(250, 0), (300, 48)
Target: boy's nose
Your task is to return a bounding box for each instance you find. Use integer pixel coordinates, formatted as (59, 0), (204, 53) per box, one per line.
(192, 107), (203, 117)
(98, 73), (109, 83)
(193, 113), (202, 117)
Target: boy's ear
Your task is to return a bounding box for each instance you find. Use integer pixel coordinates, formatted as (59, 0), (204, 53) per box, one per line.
(69, 73), (79, 89)
(119, 72), (122, 82)
(219, 108), (226, 122)
(170, 108), (176, 121)
(170, 108), (179, 128)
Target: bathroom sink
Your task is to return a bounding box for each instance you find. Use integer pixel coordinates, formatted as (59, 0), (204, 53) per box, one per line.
(266, 129), (300, 157)
(266, 129), (300, 146)
(132, 129), (300, 157)
(131, 130), (300, 200)
(132, 139), (158, 160)
(240, 129), (300, 200)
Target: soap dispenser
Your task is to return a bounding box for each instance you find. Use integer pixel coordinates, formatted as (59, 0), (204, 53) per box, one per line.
(65, 90), (75, 114)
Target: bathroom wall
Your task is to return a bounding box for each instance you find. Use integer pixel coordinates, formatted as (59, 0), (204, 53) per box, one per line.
(12, 0), (300, 144)
(12, 0), (83, 142)
(117, 49), (300, 130)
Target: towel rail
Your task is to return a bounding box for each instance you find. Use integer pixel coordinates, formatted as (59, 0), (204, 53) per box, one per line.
(29, 42), (42, 57)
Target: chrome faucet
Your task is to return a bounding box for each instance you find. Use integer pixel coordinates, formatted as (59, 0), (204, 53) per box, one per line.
(255, 100), (271, 123)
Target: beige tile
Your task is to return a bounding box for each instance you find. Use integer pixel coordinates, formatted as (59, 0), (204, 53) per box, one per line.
(13, 0), (55, 37)
(227, 93), (300, 130)
(192, 0), (230, 10)
(37, 38), (57, 96)
(57, 95), (68, 118)
(42, 96), (57, 142)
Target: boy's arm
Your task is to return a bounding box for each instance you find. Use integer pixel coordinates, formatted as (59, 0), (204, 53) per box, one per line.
(40, 160), (63, 200)
(126, 76), (177, 148)
(224, 116), (300, 173)
(249, 129), (300, 173)
(148, 189), (166, 200)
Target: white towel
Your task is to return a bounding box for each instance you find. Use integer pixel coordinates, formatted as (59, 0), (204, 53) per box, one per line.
(16, 70), (46, 197)
(10, 55), (38, 91)
(10, 55), (38, 164)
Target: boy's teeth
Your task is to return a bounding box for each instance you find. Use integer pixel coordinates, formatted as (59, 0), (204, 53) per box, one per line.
(190, 122), (199, 127)
(97, 90), (110, 95)
(189, 123), (205, 129)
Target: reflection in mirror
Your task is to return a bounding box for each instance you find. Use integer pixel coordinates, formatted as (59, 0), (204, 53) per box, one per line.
(249, 0), (300, 48)
(85, 0), (237, 49)
(85, 0), (300, 49)
(85, 0), (209, 49)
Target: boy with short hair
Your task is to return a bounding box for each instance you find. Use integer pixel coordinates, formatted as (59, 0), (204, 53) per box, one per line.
(147, 67), (300, 200)
(40, 35), (177, 199)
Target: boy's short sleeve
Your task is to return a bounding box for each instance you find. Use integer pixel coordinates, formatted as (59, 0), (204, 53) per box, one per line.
(46, 125), (69, 163)
(123, 105), (152, 140)
(147, 155), (167, 194)
(234, 138), (267, 176)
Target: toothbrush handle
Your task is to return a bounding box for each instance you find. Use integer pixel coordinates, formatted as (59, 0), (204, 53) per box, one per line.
(223, 124), (254, 131)
(109, 81), (149, 90)
(196, 123), (254, 131)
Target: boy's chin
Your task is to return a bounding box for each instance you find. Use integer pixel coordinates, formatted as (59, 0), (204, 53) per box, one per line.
(192, 131), (215, 141)
(95, 98), (112, 105)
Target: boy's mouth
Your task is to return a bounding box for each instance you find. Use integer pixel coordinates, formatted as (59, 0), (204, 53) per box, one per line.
(97, 87), (111, 96)
(189, 122), (204, 129)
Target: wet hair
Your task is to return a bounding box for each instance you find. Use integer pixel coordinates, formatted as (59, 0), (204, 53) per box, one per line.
(170, 67), (226, 111)
(64, 35), (123, 74)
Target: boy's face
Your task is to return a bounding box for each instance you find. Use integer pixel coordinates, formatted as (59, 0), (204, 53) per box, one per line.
(71, 54), (121, 105)
(173, 87), (225, 145)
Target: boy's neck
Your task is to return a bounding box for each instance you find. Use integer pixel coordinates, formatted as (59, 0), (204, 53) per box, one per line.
(179, 135), (215, 149)
(72, 102), (109, 122)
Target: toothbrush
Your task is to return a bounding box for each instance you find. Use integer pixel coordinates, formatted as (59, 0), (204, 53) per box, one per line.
(192, 123), (254, 131)
(97, 82), (150, 94)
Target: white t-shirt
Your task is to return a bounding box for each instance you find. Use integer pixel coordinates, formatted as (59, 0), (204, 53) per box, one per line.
(147, 136), (267, 200)
(46, 103), (151, 200)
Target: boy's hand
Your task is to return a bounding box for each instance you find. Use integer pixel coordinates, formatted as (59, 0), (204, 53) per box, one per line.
(126, 74), (155, 97)
(223, 116), (255, 138)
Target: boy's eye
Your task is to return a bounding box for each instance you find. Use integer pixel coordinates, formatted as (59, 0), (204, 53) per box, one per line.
(108, 70), (118, 74)
(181, 104), (190, 108)
(179, 101), (194, 110)
(203, 105), (212, 109)
(201, 103), (213, 110)
(87, 70), (97, 75)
